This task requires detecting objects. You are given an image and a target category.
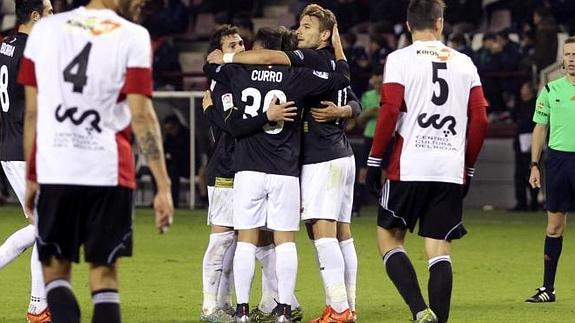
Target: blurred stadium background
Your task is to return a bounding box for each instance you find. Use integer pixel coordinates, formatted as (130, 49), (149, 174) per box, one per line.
(0, 0), (569, 210)
(1, 0), (574, 321)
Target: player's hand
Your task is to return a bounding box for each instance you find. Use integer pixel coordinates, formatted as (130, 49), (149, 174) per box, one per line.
(266, 96), (297, 122)
(154, 189), (174, 234)
(207, 49), (224, 65)
(529, 166), (541, 189)
(24, 180), (38, 222)
(202, 90), (213, 112)
(366, 166), (383, 197)
(311, 101), (344, 122)
(331, 24), (341, 50)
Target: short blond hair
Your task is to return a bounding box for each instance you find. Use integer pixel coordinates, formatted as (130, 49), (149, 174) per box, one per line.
(300, 4), (336, 34)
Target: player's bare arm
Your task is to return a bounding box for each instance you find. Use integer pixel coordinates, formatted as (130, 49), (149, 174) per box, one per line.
(529, 123), (548, 189)
(128, 94), (174, 233)
(23, 85), (38, 219)
(202, 90), (213, 111)
(331, 24), (346, 62)
(207, 48), (291, 66)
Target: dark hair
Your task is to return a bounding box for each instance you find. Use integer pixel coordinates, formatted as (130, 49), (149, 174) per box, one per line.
(300, 4), (336, 34)
(232, 14), (254, 32)
(534, 7), (552, 19)
(449, 33), (467, 46)
(565, 36), (575, 45)
(280, 27), (298, 51)
(163, 114), (181, 126)
(16, 0), (44, 25)
(496, 29), (510, 40)
(407, 0), (445, 32)
(208, 25), (240, 53)
(482, 32), (497, 42)
(254, 27), (283, 50)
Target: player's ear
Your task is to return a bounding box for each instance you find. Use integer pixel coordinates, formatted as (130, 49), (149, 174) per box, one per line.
(435, 17), (444, 34)
(320, 29), (331, 43)
(30, 10), (40, 22)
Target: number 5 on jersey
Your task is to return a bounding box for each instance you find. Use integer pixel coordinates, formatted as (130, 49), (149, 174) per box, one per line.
(63, 42), (92, 93)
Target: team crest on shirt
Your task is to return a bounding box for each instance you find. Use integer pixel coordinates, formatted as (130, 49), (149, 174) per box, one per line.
(221, 93), (233, 111)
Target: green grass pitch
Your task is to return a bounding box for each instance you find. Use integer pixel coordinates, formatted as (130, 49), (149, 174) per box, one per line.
(1, 205), (575, 322)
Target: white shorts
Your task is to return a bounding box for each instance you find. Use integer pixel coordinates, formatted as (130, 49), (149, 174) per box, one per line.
(233, 171), (300, 231)
(1, 161), (26, 211)
(207, 184), (234, 228)
(301, 156), (355, 223)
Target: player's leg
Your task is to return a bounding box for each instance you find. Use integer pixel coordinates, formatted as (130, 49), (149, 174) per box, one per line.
(232, 171), (268, 319)
(301, 159), (351, 319)
(1, 161), (49, 318)
(251, 230), (278, 319)
(378, 180), (434, 322)
(217, 231), (237, 314)
(337, 223), (357, 315)
(337, 156), (358, 316)
(526, 150), (571, 303)
(267, 174), (300, 321)
(84, 186), (135, 323)
(202, 185), (236, 319)
(89, 263), (120, 323)
(425, 239), (452, 323)
(36, 185), (83, 322)
(43, 257), (79, 323)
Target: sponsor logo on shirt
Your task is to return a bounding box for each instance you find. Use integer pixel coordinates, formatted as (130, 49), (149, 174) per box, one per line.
(417, 113), (457, 137)
(55, 104), (102, 133)
(312, 70), (329, 79)
(66, 18), (121, 36)
(294, 50), (304, 60)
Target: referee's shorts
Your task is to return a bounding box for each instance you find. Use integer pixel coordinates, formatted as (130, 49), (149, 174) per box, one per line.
(545, 148), (575, 213)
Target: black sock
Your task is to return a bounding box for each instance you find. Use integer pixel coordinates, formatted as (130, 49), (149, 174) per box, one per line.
(92, 289), (121, 323)
(384, 249), (427, 319)
(428, 258), (452, 323)
(543, 236), (563, 290)
(45, 279), (81, 323)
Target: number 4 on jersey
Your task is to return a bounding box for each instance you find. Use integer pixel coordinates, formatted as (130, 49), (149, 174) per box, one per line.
(63, 42), (92, 93)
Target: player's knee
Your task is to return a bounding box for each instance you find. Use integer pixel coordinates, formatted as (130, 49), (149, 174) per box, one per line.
(42, 256), (72, 283)
(312, 219), (337, 239)
(546, 223), (565, 237)
(336, 223), (352, 241)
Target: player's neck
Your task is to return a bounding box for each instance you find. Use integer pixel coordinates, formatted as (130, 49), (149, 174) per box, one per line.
(85, 0), (110, 10)
(411, 31), (440, 42)
(18, 23), (33, 34)
(566, 74), (575, 85)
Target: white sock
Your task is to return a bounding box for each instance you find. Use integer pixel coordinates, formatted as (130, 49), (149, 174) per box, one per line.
(217, 235), (237, 309)
(340, 238), (358, 311)
(275, 242), (297, 305)
(234, 242), (256, 304)
(29, 243), (47, 314)
(202, 231), (235, 314)
(291, 294), (300, 309)
(0, 224), (35, 268)
(256, 244), (277, 313)
(315, 238), (348, 312)
(311, 240), (329, 305)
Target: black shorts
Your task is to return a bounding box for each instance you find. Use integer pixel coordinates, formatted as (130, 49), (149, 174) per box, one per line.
(377, 180), (467, 240)
(545, 148), (575, 213)
(36, 185), (134, 264)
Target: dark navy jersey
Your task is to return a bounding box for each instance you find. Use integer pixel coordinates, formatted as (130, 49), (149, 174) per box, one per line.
(204, 78), (236, 186)
(208, 61), (350, 177)
(0, 32), (27, 161)
(285, 47), (360, 164)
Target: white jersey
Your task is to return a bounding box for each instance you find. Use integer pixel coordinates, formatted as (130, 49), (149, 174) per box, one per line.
(18, 7), (152, 189)
(384, 40), (481, 184)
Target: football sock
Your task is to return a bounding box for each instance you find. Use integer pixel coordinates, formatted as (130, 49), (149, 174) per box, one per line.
(202, 231), (235, 314)
(339, 238), (358, 311)
(383, 248), (427, 320)
(234, 242), (256, 304)
(45, 279), (81, 323)
(315, 238), (348, 312)
(217, 234), (236, 309)
(428, 256), (452, 323)
(29, 243), (47, 314)
(543, 235), (563, 290)
(311, 239), (329, 305)
(0, 224), (35, 268)
(256, 244), (277, 313)
(92, 289), (120, 323)
(291, 294), (301, 310)
(275, 242), (298, 305)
